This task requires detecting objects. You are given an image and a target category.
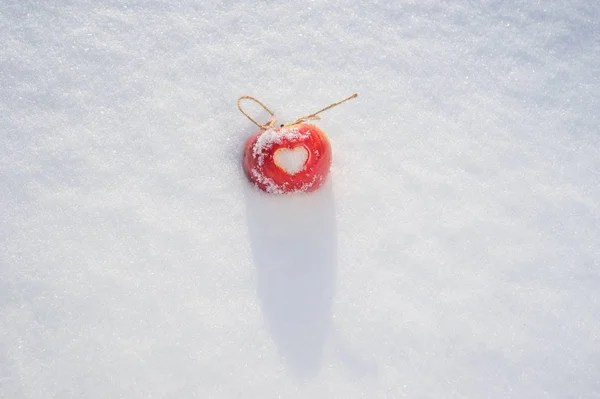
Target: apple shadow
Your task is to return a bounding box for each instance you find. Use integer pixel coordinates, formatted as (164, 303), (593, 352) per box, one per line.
(244, 181), (337, 379)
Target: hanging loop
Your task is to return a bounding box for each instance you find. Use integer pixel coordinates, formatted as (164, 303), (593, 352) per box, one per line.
(237, 96), (278, 130)
(237, 93), (358, 129)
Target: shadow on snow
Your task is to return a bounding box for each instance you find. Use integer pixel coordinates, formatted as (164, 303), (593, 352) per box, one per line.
(244, 181), (337, 379)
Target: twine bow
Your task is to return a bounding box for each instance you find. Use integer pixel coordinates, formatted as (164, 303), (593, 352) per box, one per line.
(237, 93), (358, 130)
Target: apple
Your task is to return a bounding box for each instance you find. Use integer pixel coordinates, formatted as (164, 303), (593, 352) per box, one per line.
(242, 123), (332, 194)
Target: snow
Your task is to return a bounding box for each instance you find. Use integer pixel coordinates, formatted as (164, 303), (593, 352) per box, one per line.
(1, 1), (599, 398)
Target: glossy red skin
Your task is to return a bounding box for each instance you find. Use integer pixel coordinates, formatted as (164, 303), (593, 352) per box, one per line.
(243, 124), (332, 193)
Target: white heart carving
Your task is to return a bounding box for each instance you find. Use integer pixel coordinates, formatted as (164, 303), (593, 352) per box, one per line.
(273, 146), (309, 175)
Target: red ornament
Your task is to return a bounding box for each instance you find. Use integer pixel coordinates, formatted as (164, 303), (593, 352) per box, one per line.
(243, 124), (332, 194)
(238, 93), (357, 194)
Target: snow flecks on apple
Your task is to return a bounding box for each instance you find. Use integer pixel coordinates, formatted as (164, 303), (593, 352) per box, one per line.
(300, 173), (323, 192)
(251, 168), (284, 194)
(250, 166), (325, 194)
(252, 126), (309, 167)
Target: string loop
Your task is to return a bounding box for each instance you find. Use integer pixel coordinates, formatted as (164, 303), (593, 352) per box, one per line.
(237, 93), (358, 130)
(237, 96), (278, 130)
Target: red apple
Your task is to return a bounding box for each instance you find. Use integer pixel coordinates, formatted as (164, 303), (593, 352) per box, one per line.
(243, 123), (332, 194)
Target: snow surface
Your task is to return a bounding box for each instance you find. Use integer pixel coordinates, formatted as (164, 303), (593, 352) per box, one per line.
(1, 1), (600, 398)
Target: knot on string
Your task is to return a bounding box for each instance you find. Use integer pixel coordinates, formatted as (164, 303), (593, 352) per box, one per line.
(237, 93), (358, 130)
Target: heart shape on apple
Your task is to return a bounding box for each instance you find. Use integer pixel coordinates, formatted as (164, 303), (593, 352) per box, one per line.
(243, 124), (332, 194)
(273, 146), (309, 175)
